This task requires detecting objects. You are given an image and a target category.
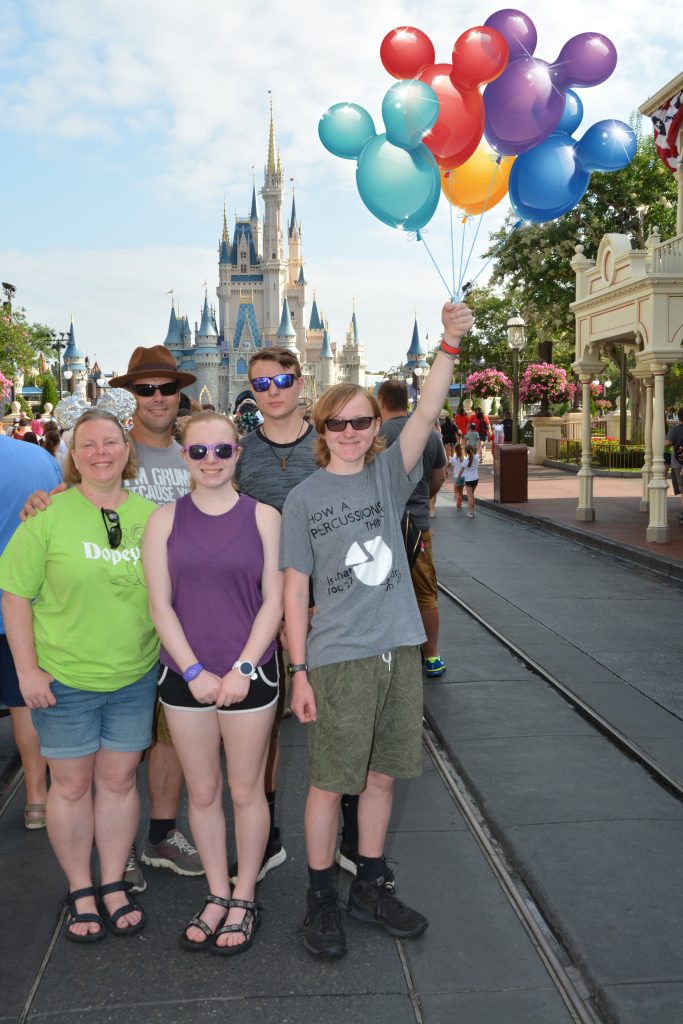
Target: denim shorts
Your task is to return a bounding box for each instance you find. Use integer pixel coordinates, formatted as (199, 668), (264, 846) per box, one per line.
(31, 663), (159, 759)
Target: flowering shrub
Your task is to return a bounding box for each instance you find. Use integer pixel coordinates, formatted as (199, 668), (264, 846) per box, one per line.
(519, 363), (572, 404)
(590, 381), (603, 397)
(0, 371), (11, 400)
(465, 368), (512, 398)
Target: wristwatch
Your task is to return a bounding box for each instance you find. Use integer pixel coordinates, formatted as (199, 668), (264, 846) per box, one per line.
(233, 660), (257, 680)
(287, 663), (308, 677)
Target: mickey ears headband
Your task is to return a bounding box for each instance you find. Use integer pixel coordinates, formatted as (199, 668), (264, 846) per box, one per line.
(54, 389), (137, 432)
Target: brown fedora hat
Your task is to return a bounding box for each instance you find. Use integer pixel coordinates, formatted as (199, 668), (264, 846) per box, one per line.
(109, 345), (197, 389)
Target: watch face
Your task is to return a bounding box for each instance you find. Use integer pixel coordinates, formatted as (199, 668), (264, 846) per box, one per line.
(238, 661), (254, 676)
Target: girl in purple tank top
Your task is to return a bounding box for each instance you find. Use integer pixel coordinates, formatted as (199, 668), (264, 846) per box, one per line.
(143, 412), (283, 955)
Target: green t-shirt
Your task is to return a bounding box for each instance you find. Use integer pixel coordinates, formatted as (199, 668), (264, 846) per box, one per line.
(0, 488), (159, 691)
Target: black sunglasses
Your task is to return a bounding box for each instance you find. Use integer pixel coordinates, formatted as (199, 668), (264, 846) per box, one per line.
(129, 382), (180, 397)
(101, 508), (122, 549)
(250, 373), (296, 393)
(183, 443), (238, 461)
(324, 416), (375, 432)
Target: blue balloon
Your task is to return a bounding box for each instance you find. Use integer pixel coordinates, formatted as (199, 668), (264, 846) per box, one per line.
(381, 80), (439, 151)
(509, 134), (589, 222)
(356, 135), (441, 232)
(557, 90), (583, 135)
(319, 103), (376, 160)
(575, 119), (637, 173)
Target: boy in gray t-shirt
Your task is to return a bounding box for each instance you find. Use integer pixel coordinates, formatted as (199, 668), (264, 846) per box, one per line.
(280, 300), (473, 961)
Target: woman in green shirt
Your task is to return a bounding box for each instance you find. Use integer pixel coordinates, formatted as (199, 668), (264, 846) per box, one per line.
(0, 410), (159, 943)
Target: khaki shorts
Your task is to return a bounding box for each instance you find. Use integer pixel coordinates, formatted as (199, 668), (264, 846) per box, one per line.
(308, 645), (423, 793)
(410, 529), (438, 610)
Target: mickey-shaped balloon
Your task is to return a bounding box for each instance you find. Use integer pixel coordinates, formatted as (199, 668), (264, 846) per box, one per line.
(508, 90), (637, 223)
(319, 80), (442, 232)
(483, 9), (618, 156)
(380, 24), (509, 170)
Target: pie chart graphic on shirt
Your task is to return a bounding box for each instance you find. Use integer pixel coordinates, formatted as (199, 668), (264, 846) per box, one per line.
(345, 536), (393, 586)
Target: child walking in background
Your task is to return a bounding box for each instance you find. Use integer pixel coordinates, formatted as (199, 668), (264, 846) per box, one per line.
(462, 444), (480, 518)
(450, 444), (465, 509)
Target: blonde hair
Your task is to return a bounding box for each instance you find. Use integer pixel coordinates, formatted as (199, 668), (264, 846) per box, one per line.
(180, 412), (240, 491)
(64, 410), (137, 485)
(312, 383), (385, 468)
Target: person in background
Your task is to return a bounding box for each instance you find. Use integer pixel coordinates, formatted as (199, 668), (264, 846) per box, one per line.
(666, 408), (683, 522)
(0, 410), (158, 942)
(441, 415), (457, 459)
(462, 444), (480, 518)
(472, 407), (490, 463)
(31, 417), (44, 438)
(454, 402), (469, 439)
(450, 443), (466, 509)
(0, 434), (62, 831)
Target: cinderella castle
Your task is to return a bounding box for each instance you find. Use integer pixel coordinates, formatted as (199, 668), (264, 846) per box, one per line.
(161, 106), (368, 411)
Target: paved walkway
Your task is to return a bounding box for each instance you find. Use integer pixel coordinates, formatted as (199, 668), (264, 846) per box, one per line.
(441, 459), (683, 580)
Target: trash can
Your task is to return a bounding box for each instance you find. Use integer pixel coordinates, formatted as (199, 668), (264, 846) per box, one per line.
(493, 444), (528, 502)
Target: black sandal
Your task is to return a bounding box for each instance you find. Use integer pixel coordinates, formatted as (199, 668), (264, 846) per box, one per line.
(181, 894), (230, 951)
(63, 886), (105, 944)
(210, 898), (260, 956)
(99, 880), (146, 937)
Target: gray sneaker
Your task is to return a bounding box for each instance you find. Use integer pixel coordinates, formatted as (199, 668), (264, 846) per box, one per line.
(141, 828), (204, 876)
(124, 844), (147, 893)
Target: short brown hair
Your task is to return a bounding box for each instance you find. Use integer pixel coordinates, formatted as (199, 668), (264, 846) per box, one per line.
(248, 346), (302, 377)
(377, 378), (409, 412)
(312, 383), (385, 468)
(64, 410), (138, 485)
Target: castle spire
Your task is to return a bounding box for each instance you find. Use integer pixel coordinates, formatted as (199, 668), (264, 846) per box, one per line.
(267, 93), (277, 176)
(289, 190), (297, 237)
(250, 174), (258, 220)
(222, 202), (229, 244)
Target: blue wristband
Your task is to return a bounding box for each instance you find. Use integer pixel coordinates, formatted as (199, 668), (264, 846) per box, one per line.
(182, 662), (204, 683)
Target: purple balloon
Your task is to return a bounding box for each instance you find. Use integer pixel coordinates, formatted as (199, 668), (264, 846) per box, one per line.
(484, 8), (537, 60)
(484, 57), (565, 155)
(554, 33), (617, 88)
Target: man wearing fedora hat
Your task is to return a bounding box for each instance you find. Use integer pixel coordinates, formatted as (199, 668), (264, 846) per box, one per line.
(21, 345), (204, 891)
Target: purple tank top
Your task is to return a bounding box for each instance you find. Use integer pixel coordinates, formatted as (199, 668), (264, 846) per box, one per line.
(161, 492), (276, 675)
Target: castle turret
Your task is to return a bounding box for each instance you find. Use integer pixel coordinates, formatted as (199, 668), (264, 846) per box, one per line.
(318, 327), (335, 391)
(261, 98), (285, 340)
(276, 297), (298, 355)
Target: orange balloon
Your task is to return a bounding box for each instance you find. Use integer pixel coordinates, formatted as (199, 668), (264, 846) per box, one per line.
(440, 143), (514, 215)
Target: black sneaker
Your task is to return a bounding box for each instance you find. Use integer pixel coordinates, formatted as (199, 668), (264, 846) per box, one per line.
(334, 841), (396, 895)
(348, 878), (428, 938)
(229, 827), (287, 885)
(303, 888), (347, 959)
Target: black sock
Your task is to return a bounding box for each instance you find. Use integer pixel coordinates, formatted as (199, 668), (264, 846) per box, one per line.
(356, 854), (385, 883)
(308, 864), (336, 893)
(266, 791), (277, 840)
(148, 818), (175, 845)
(340, 794), (359, 847)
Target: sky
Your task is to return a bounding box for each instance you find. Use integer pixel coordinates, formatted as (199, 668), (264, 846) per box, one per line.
(1, 0), (682, 376)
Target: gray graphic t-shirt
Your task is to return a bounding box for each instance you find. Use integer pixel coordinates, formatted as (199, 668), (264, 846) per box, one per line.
(280, 439), (426, 669)
(125, 440), (190, 504)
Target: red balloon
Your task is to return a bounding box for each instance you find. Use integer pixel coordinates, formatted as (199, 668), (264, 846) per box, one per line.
(418, 64), (483, 170)
(451, 27), (508, 90)
(380, 26), (435, 80)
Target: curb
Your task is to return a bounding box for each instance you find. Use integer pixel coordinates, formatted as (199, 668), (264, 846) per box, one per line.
(477, 497), (683, 586)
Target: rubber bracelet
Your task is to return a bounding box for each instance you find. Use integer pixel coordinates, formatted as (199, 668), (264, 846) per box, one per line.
(287, 663), (309, 677)
(182, 662), (204, 683)
(440, 338), (461, 356)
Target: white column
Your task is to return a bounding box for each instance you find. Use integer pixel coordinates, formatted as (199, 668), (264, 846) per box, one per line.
(646, 365), (670, 542)
(640, 376), (653, 512)
(576, 374), (595, 521)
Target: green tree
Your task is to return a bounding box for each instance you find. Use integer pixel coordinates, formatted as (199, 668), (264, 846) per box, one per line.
(38, 372), (59, 409)
(0, 307), (44, 381)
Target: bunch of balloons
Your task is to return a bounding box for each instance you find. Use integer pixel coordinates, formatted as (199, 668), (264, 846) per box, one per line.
(319, 9), (637, 231)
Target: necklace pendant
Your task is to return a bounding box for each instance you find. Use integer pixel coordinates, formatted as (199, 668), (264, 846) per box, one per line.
(280, 457), (287, 471)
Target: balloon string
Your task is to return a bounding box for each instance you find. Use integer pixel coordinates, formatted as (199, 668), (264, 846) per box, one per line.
(447, 173), (456, 299)
(464, 220), (522, 291)
(455, 215), (469, 300)
(416, 231), (453, 299)
(459, 160), (502, 291)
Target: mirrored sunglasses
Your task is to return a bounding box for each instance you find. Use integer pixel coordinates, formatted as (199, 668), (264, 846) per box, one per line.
(183, 442), (238, 461)
(324, 416), (375, 432)
(129, 382), (181, 397)
(101, 507), (122, 549)
(250, 373), (296, 392)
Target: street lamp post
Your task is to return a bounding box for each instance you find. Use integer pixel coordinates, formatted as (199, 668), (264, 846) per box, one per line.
(50, 331), (68, 398)
(506, 311), (526, 445)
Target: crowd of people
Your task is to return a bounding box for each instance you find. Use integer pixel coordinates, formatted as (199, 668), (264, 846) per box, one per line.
(0, 300), (473, 958)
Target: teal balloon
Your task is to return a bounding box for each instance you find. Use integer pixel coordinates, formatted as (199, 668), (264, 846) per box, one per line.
(381, 80), (440, 150)
(356, 134), (441, 232)
(319, 103), (376, 160)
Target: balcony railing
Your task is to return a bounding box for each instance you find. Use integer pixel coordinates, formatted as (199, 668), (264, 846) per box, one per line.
(650, 232), (683, 275)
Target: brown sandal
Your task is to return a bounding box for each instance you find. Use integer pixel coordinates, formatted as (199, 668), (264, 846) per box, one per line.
(24, 803), (46, 830)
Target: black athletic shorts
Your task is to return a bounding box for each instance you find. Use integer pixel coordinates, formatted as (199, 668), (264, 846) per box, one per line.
(159, 650), (280, 714)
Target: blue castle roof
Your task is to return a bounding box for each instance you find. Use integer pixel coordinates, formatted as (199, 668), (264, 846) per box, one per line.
(250, 184), (258, 220)
(351, 310), (361, 347)
(63, 322), (85, 367)
(320, 328), (333, 359)
(231, 222), (258, 267)
(219, 239), (230, 264)
(289, 194), (297, 236)
(163, 306), (184, 348)
(405, 318), (427, 368)
(233, 303), (261, 351)
(309, 299), (323, 331)
(277, 298), (295, 339)
(197, 295), (217, 338)
(297, 264), (306, 285)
